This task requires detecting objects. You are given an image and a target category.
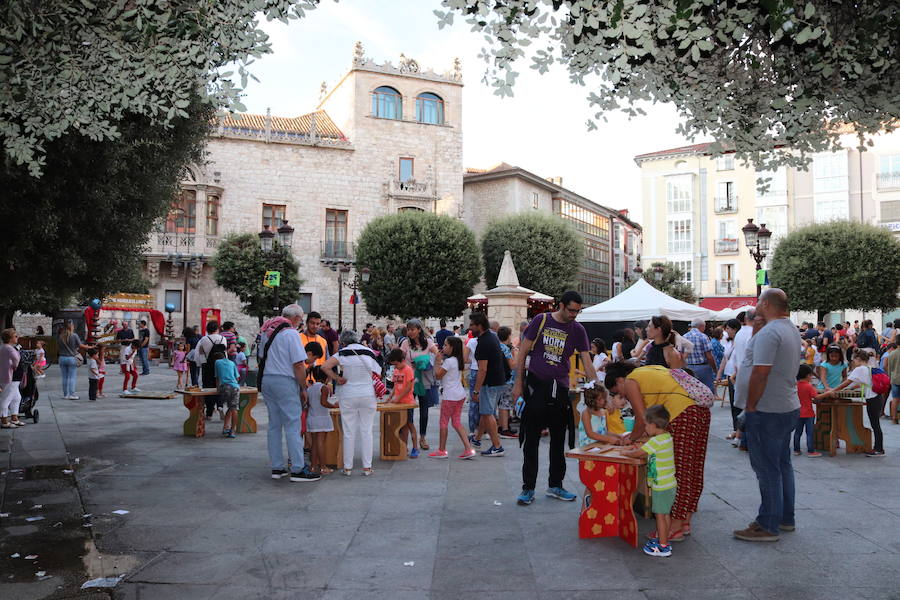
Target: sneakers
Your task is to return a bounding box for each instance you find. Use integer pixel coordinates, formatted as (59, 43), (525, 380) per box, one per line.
(290, 467), (321, 482)
(458, 449), (477, 460)
(779, 523), (796, 532)
(546, 487), (577, 501)
(793, 450), (802, 456)
(131, 387), (141, 392)
(807, 451), (822, 457)
(69, 394), (80, 400)
(271, 469), (288, 480)
(428, 450), (449, 459)
(468, 434), (482, 448)
(499, 428), (518, 439)
(733, 522), (779, 542)
(517, 489), (535, 506)
(480, 446), (505, 457)
(865, 450), (886, 457)
(642, 539), (672, 557)
(409, 448), (420, 459)
(223, 429), (236, 439)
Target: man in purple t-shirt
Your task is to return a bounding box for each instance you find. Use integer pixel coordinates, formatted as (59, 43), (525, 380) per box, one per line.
(512, 290), (598, 506)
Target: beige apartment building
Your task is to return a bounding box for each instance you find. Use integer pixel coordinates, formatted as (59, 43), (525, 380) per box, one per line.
(636, 131), (900, 321)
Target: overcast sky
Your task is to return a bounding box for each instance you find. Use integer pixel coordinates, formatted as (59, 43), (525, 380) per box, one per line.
(240, 0), (695, 223)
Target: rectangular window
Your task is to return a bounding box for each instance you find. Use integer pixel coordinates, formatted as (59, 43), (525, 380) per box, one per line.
(879, 155), (900, 189)
(325, 209), (348, 257)
(720, 263), (736, 282)
(813, 152), (849, 193)
(164, 289), (183, 312)
(262, 203), (286, 230)
(715, 181), (737, 213)
(531, 192), (539, 210)
(556, 199), (610, 239)
(670, 260), (693, 283)
(399, 158), (414, 182)
(756, 167), (788, 198)
(298, 293), (312, 314)
(206, 195), (219, 236)
(666, 175), (692, 214)
(165, 190), (196, 234)
(667, 219), (692, 253)
(716, 155), (735, 171)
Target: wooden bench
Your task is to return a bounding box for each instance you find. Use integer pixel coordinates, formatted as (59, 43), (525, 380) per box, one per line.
(814, 396), (872, 456)
(566, 445), (650, 548)
(176, 387), (258, 438)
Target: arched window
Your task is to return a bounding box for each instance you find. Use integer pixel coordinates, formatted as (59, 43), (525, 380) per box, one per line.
(398, 206), (425, 213)
(416, 92), (444, 125)
(372, 86), (402, 119)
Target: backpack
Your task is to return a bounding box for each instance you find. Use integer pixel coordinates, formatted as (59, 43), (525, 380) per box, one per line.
(870, 367), (890, 395)
(669, 368), (716, 408)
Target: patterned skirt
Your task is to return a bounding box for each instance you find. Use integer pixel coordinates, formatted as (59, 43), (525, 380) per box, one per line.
(668, 404), (711, 520)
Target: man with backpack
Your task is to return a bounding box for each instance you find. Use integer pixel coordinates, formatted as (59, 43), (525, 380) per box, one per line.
(196, 321), (226, 419)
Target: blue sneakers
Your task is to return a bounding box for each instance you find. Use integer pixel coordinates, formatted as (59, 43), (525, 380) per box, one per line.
(468, 434), (482, 448)
(480, 446), (505, 457)
(517, 489), (535, 505)
(642, 539), (672, 557)
(409, 448), (420, 459)
(546, 487), (577, 501)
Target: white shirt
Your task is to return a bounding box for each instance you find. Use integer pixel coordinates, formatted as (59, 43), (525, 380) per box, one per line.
(336, 343), (381, 401)
(440, 356), (466, 401)
(847, 365), (878, 399)
(263, 329), (307, 378)
(119, 345), (134, 366)
(592, 353), (609, 374)
(721, 337), (736, 377)
(730, 325), (753, 378)
(196, 333), (225, 366)
(611, 342), (623, 362)
(466, 337), (478, 371)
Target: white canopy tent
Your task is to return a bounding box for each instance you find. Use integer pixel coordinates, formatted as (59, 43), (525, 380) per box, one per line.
(577, 278), (714, 323)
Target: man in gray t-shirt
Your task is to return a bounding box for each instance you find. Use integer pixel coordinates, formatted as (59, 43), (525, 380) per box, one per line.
(733, 289), (802, 543)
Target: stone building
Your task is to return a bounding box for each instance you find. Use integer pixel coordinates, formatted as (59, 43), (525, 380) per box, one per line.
(142, 44), (464, 335)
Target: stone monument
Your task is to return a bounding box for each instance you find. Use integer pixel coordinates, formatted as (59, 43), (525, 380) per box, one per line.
(484, 251), (534, 328)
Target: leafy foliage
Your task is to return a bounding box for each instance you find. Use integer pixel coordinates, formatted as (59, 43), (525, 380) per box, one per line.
(0, 95), (214, 326)
(625, 262), (696, 304)
(1, 0), (319, 175)
(212, 233), (303, 324)
(481, 212), (581, 298)
(356, 212), (482, 319)
(769, 221), (900, 314)
(437, 1), (900, 171)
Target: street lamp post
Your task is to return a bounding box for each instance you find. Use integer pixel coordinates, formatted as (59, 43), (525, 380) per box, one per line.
(652, 263), (665, 281)
(259, 220), (294, 315)
(331, 264), (371, 332)
(741, 218), (772, 297)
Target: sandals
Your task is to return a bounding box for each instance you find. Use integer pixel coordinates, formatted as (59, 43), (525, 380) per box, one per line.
(319, 467), (334, 475)
(362, 468), (374, 476)
(341, 469), (352, 477)
(420, 438), (430, 450)
(646, 525), (689, 542)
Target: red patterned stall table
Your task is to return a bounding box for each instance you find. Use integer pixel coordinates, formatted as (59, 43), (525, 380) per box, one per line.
(565, 445), (649, 548)
(176, 387), (258, 438)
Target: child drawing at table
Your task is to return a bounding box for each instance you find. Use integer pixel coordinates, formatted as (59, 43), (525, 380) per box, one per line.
(385, 348), (419, 459)
(794, 364), (822, 457)
(578, 382), (627, 448)
(622, 405), (677, 557)
(306, 366), (339, 475)
(173, 342), (188, 390)
(817, 346), (847, 392)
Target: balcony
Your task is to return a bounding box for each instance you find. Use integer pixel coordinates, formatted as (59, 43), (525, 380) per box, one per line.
(877, 171), (900, 190)
(714, 195), (738, 214)
(716, 280), (739, 295)
(320, 240), (355, 266)
(386, 178), (433, 198)
(146, 232), (218, 257)
(714, 238), (739, 255)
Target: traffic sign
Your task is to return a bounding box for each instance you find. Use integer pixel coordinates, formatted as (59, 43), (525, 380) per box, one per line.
(263, 271), (281, 288)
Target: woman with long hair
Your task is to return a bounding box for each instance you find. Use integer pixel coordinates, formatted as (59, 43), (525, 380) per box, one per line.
(820, 348), (886, 457)
(591, 338), (609, 374)
(57, 320), (91, 399)
(644, 315), (683, 369)
(400, 319), (439, 450)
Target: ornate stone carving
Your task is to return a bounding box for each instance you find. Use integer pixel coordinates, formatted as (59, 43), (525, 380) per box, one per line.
(319, 81), (328, 103)
(189, 262), (203, 289)
(450, 57), (462, 81)
(399, 54), (420, 74)
(169, 261), (180, 279)
(146, 260), (160, 286)
(352, 41), (366, 65)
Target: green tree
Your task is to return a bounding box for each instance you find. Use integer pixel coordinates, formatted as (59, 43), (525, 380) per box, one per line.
(769, 221), (900, 319)
(625, 262), (696, 304)
(212, 233), (304, 325)
(481, 212), (582, 298)
(356, 212), (482, 319)
(438, 1), (900, 172)
(1, 0), (319, 175)
(0, 96), (213, 329)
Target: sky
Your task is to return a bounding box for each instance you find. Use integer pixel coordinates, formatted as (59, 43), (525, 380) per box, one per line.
(239, 0), (694, 223)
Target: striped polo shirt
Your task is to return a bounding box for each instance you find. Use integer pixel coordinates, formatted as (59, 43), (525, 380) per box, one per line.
(641, 432), (677, 491)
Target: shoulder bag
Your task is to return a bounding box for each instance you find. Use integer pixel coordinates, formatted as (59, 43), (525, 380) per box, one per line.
(257, 324), (291, 391)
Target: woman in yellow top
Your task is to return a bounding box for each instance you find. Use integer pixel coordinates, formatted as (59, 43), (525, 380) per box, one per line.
(605, 362), (711, 542)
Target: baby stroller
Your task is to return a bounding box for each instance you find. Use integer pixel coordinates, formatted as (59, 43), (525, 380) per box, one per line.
(17, 349), (40, 423)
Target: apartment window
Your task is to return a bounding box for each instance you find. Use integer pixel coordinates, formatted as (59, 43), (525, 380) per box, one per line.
(716, 155), (735, 171)
(666, 175), (692, 213)
(717, 219), (737, 240)
(206, 195), (219, 236)
(371, 86), (402, 119)
(262, 203), (285, 229)
(614, 253), (623, 277)
(298, 293), (312, 314)
(881, 200), (900, 222)
(399, 157), (414, 183)
(557, 199), (610, 239)
(720, 264), (736, 282)
(756, 206), (788, 241)
(325, 209), (348, 257)
(164, 289), (182, 312)
(415, 92), (444, 125)
(879, 155), (900, 189)
(756, 167), (787, 198)
(165, 190), (196, 234)
(715, 181), (737, 212)
(667, 219), (692, 253)
(813, 152), (849, 193)
(670, 260), (693, 283)
(531, 192), (539, 210)
(614, 224), (622, 249)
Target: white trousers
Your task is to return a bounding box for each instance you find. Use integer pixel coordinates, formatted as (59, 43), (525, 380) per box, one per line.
(0, 382), (21, 418)
(340, 396), (377, 470)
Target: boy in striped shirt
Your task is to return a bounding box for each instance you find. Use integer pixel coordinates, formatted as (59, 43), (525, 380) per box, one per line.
(624, 405), (677, 557)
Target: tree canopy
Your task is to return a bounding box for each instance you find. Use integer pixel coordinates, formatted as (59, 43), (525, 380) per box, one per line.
(481, 212), (582, 298)
(212, 233), (304, 325)
(1, 0), (318, 175)
(769, 221), (900, 316)
(355, 212), (482, 319)
(0, 96), (213, 329)
(626, 262), (696, 304)
(438, 0), (900, 171)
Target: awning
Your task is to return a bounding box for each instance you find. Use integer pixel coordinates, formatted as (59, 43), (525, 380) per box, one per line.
(699, 296), (757, 311)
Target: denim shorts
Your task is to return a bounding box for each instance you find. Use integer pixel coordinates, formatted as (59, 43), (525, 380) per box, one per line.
(497, 384), (513, 411)
(479, 385), (502, 416)
(891, 383), (900, 399)
(651, 486), (676, 515)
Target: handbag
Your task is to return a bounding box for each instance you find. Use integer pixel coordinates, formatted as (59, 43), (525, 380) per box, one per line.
(669, 368), (716, 408)
(74, 353), (84, 367)
(186, 347), (198, 363)
(371, 372), (387, 398)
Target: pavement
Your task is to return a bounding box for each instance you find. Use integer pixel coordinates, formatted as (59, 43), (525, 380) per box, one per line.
(1, 365), (899, 600)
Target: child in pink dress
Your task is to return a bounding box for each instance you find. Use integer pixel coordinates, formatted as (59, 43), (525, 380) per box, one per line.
(173, 342), (188, 390)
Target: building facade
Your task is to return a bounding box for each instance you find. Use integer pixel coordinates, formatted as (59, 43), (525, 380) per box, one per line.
(612, 210), (643, 297)
(635, 130), (900, 319)
(142, 44), (464, 335)
(463, 164), (639, 306)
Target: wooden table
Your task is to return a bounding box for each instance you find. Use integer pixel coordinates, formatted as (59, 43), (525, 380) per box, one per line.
(814, 397), (872, 456)
(323, 408), (344, 468)
(176, 387), (258, 438)
(565, 445), (649, 548)
(321, 403), (412, 464)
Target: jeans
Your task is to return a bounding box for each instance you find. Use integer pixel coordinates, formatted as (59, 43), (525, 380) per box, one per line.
(793, 416), (815, 452)
(88, 378), (98, 401)
(866, 395), (886, 452)
(521, 373), (569, 491)
(59, 355), (78, 397)
(728, 382), (741, 430)
(188, 361), (199, 387)
(138, 347), (150, 375)
(262, 375), (305, 473)
(340, 395), (377, 470)
(688, 363), (716, 393)
(745, 409), (799, 534)
(467, 370), (479, 433)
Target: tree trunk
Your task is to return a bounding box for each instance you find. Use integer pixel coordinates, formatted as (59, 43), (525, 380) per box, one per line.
(0, 309), (15, 330)
(817, 309), (828, 324)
